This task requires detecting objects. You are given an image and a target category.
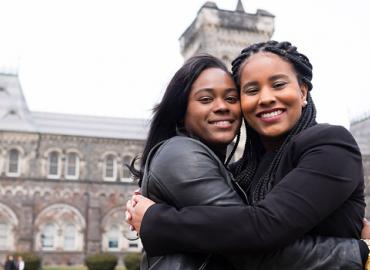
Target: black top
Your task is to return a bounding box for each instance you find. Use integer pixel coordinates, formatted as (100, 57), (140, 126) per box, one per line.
(140, 124), (365, 255)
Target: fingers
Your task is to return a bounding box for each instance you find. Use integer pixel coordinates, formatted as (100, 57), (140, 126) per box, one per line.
(132, 194), (143, 203)
(126, 199), (133, 212)
(125, 210), (132, 221)
(361, 218), (370, 239)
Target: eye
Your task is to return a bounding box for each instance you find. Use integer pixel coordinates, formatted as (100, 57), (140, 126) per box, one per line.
(272, 81), (287, 89)
(242, 87), (259, 96)
(198, 96), (213, 104)
(225, 95), (239, 104)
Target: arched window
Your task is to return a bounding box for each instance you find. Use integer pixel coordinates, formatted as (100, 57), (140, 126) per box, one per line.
(64, 224), (76, 250)
(7, 149), (20, 176)
(35, 204), (85, 251)
(48, 151), (60, 178)
(66, 152), (79, 180)
(104, 155), (116, 181)
(0, 203), (18, 251)
(42, 224), (55, 250)
(121, 155), (132, 182)
(0, 222), (9, 250)
(107, 225), (119, 250)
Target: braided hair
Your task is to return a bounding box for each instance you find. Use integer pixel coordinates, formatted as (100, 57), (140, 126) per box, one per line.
(231, 41), (317, 204)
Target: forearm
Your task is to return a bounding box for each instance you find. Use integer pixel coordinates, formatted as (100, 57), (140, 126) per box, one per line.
(140, 204), (299, 256)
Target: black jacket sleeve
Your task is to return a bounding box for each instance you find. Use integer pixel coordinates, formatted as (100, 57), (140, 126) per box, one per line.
(140, 125), (364, 255)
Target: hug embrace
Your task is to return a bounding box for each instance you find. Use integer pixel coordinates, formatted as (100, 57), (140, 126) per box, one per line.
(126, 41), (368, 270)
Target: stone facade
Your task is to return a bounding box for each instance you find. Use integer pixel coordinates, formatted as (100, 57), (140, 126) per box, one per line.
(350, 116), (370, 218)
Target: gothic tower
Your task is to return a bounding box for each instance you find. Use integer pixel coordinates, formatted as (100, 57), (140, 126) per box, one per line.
(179, 0), (275, 67)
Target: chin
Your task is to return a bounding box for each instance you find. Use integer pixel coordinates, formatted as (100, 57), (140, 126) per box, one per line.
(212, 137), (235, 146)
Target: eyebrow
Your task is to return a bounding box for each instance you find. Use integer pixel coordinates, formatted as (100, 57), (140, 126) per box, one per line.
(193, 87), (238, 95)
(268, 74), (290, 82)
(241, 74), (290, 91)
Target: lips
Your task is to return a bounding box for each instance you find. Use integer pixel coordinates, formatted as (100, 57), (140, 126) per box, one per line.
(257, 109), (284, 119)
(209, 119), (235, 128)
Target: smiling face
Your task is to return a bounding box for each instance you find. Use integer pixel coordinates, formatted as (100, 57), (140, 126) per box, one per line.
(239, 52), (307, 148)
(184, 68), (241, 149)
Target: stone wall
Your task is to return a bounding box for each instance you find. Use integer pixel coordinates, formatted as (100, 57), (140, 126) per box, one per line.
(0, 130), (143, 265)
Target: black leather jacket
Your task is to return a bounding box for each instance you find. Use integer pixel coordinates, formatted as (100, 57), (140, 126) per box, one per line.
(140, 135), (363, 270)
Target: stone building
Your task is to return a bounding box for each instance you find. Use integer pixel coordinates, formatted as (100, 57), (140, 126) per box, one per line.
(350, 116), (370, 218)
(0, 71), (146, 265)
(0, 0), (275, 266)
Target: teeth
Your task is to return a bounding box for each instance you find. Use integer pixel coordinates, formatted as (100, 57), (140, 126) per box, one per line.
(213, 120), (231, 127)
(261, 110), (282, 119)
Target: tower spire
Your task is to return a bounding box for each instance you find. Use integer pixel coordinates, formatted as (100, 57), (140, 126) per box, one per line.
(236, 0), (245, 13)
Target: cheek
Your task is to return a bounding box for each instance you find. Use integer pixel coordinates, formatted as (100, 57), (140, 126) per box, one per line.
(240, 97), (253, 116)
(233, 103), (242, 118)
(184, 106), (195, 131)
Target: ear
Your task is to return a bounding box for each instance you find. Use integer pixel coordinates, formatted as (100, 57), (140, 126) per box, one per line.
(300, 84), (308, 103)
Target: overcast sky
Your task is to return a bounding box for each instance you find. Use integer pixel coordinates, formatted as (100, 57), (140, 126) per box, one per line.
(0, 0), (369, 128)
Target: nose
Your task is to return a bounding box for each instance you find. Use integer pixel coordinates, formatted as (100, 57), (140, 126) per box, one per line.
(213, 98), (229, 113)
(258, 87), (276, 106)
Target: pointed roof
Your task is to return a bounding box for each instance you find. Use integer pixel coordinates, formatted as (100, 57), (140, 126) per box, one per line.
(0, 72), (149, 140)
(0, 72), (36, 132)
(236, 0), (245, 13)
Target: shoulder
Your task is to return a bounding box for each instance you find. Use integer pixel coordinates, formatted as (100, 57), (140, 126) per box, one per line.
(158, 136), (213, 157)
(296, 123), (351, 140)
(292, 124), (360, 153)
(150, 136), (217, 167)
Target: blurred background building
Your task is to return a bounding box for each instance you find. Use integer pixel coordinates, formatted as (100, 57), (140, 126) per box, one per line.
(350, 116), (370, 217)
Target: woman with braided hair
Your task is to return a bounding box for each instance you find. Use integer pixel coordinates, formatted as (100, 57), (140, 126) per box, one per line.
(127, 41), (368, 269)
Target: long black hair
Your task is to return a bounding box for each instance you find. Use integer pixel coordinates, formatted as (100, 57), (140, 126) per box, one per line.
(231, 41), (317, 204)
(129, 54), (235, 183)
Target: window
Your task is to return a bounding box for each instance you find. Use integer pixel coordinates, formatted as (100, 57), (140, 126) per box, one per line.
(48, 151), (60, 178)
(128, 241), (139, 249)
(0, 222), (8, 249)
(66, 152), (79, 180)
(121, 155), (132, 181)
(64, 224), (76, 250)
(42, 224), (55, 250)
(104, 155), (116, 180)
(7, 149), (20, 176)
(107, 225), (119, 250)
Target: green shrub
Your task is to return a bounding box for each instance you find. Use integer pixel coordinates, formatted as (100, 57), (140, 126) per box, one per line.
(85, 253), (118, 270)
(12, 252), (41, 270)
(123, 253), (140, 270)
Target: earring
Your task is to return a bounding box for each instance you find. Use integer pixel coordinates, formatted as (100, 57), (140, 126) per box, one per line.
(302, 100), (308, 107)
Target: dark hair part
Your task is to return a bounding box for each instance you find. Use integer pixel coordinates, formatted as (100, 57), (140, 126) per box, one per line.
(231, 41), (317, 204)
(129, 54), (237, 183)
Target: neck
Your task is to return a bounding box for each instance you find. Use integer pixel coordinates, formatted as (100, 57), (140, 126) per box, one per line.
(260, 135), (287, 152)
